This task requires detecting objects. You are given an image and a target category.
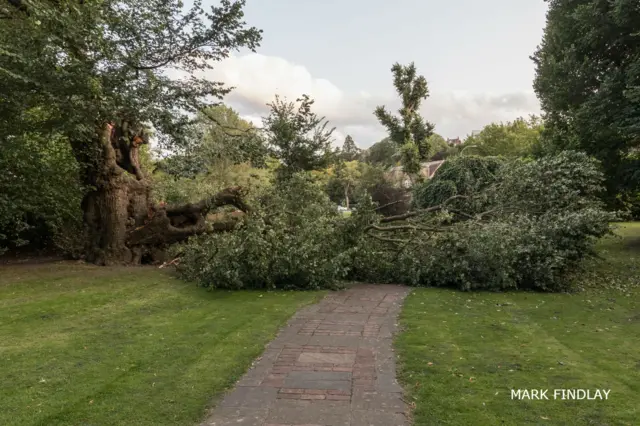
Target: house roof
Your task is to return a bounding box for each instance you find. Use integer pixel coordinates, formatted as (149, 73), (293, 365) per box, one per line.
(385, 160), (445, 183)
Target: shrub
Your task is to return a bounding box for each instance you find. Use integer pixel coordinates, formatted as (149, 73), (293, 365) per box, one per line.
(175, 173), (351, 289)
(0, 134), (84, 255)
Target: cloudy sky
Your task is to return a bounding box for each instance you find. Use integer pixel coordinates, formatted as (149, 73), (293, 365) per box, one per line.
(201, 0), (548, 148)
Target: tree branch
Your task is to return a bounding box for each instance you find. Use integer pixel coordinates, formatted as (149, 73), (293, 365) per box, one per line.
(164, 186), (250, 215)
(378, 194), (468, 224)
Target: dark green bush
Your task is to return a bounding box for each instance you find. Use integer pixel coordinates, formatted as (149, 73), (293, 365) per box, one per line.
(413, 155), (504, 216)
(0, 134), (84, 255)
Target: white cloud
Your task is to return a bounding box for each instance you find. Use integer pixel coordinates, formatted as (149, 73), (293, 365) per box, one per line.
(196, 53), (541, 148)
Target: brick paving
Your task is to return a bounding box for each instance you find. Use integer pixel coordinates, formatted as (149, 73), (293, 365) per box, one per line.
(201, 284), (411, 426)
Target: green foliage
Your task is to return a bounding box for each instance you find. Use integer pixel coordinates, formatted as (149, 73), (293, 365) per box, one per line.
(364, 137), (398, 168)
(338, 135), (361, 161)
(325, 160), (361, 207)
(404, 210), (614, 291)
(374, 62), (435, 175)
(149, 105), (271, 205)
(532, 0), (640, 206)
(176, 174), (350, 289)
(263, 95), (335, 181)
(151, 162), (273, 206)
(464, 116), (543, 158)
(0, 133), (84, 253)
(494, 151), (609, 214)
(155, 105), (266, 179)
(352, 152), (619, 292)
(324, 161), (385, 208)
(413, 155), (504, 215)
(369, 183), (412, 217)
(1, 0), (262, 151)
(427, 133), (449, 159)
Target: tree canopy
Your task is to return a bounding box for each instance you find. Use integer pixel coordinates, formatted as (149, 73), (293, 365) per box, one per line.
(463, 116), (543, 158)
(156, 105), (265, 179)
(532, 0), (640, 206)
(263, 94), (335, 181)
(1, 0), (263, 264)
(1, 0), (262, 149)
(364, 137), (398, 168)
(338, 135), (361, 161)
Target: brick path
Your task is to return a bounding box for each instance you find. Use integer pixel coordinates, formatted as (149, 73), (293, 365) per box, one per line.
(201, 284), (411, 426)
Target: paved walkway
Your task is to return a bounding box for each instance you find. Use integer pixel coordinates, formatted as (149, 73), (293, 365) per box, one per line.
(201, 284), (411, 426)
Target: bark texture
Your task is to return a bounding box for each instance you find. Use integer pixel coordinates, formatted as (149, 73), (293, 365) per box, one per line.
(73, 120), (247, 265)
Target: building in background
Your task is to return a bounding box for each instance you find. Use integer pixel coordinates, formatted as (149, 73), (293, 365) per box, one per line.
(385, 160), (446, 188)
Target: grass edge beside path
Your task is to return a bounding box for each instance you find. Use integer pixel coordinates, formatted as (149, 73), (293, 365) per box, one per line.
(0, 264), (324, 426)
(395, 222), (640, 426)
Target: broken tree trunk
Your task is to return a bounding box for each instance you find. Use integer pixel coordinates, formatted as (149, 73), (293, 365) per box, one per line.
(73, 120), (248, 265)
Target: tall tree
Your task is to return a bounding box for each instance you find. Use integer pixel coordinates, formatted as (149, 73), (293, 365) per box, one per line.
(339, 135), (361, 161)
(1, 0), (261, 264)
(374, 62), (435, 176)
(263, 94), (335, 180)
(532, 0), (640, 207)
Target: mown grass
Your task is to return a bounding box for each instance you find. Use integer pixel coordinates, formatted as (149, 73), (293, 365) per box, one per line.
(0, 264), (323, 426)
(396, 222), (640, 426)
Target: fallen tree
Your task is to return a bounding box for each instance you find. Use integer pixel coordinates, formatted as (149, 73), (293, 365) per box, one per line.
(349, 152), (622, 291)
(172, 153), (620, 292)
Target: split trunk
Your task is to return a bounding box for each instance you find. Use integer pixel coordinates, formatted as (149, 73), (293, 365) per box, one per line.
(72, 121), (247, 265)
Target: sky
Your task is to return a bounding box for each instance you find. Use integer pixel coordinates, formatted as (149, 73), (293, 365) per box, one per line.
(200, 0), (549, 148)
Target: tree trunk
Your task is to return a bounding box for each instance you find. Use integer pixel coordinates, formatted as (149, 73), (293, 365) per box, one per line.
(344, 182), (350, 209)
(73, 120), (248, 265)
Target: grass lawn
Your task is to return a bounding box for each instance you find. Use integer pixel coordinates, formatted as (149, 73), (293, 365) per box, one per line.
(0, 264), (323, 426)
(396, 222), (640, 426)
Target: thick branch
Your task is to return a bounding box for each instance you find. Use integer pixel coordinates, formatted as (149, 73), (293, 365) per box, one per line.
(367, 224), (442, 232)
(378, 195), (468, 224)
(126, 187), (250, 247)
(165, 186), (250, 215)
(200, 108), (259, 138)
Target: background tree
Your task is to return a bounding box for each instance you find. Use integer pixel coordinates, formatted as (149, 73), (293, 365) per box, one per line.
(326, 160), (362, 208)
(363, 137), (398, 168)
(427, 133), (449, 159)
(263, 94), (335, 181)
(156, 105), (265, 180)
(151, 105), (270, 207)
(338, 135), (361, 161)
(463, 116), (543, 158)
(532, 0), (640, 208)
(0, 0), (261, 264)
(374, 62), (435, 176)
